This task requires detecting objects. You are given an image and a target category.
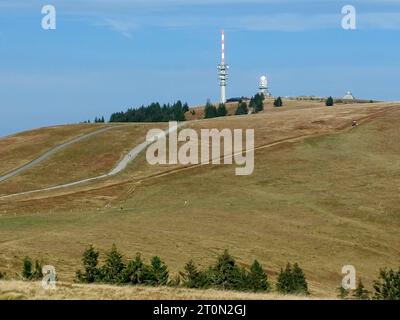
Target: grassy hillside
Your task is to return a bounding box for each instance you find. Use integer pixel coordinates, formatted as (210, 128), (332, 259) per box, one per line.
(0, 123), (166, 195)
(0, 100), (399, 298)
(0, 281), (316, 300)
(0, 124), (108, 175)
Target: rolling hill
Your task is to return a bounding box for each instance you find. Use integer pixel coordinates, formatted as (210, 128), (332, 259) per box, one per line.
(0, 99), (399, 299)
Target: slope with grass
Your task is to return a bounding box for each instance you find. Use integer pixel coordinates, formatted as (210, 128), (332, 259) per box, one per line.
(0, 100), (399, 298)
(0, 124), (108, 176)
(0, 123), (167, 195)
(0, 281), (317, 300)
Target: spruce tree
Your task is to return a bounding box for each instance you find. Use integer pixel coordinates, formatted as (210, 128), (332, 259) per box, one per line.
(291, 263), (309, 295)
(235, 102), (248, 115)
(373, 268), (400, 300)
(101, 244), (125, 284)
(338, 286), (350, 299)
(211, 249), (248, 291)
(274, 97), (283, 107)
(181, 260), (202, 288)
(217, 103), (228, 117)
(254, 93), (264, 112)
(276, 263), (309, 295)
(276, 263), (292, 294)
(147, 256), (169, 286)
(326, 96), (334, 106)
(249, 98), (256, 113)
(354, 278), (370, 300)
(123, 253), (146, 285)
(22, 257), (33, 280)
(31, 260), (43, 280)
(204, 100), (218, 119)
(248, 260), (270, 292)
(76, 245), (101, 283)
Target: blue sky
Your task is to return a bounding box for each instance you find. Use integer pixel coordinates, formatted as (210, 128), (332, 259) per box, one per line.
(0, 0), (399, 136)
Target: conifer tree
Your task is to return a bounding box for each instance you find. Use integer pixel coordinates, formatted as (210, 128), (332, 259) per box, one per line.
(254, 93), (264, 112)
(354, 278), (370, 300)
(75, 245), (101, 283)
(123, 253), (146, 285)
(217, 103), (228, 117)
(248, 260), (270, 292)
(204, 100), (218, 119)
(101, 244), (125, 284)
(147, 256), (169, 286)
(326, 96), (334, 106)
(274, 97), (283, 107)
(373, 268), (400, 300)
(22, 257), (33, 280)
(291, 263), (309, 295)
(181, 260), (202, 288)
(338, 286), (350, 299)
(276, 263), (292, 294)
(235, 101), (248, 115)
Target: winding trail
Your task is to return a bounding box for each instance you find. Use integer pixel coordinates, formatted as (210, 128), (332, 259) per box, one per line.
(0, 126), (117, 183)
(0, 122), (181, 200)
(0, 104), (398, 201)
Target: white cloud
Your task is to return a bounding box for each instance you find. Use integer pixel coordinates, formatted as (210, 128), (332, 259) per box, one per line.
(99, 18), (138, 38)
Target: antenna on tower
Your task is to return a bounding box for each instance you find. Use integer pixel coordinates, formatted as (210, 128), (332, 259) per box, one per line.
(218, 29), (229, 104)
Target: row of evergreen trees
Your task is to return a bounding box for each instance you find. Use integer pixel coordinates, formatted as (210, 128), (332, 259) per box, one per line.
(82, 116), (105, 124)
(17, 249), (400, 299)
(204, 100), (228, 119)
(73, 245), (308, 294)
(75, 245), (168, 286)
(109, 101), (189, 123)
(235, 93), (265, 116)
(204, 93), (265, 119)
(94, 117), (105, 123)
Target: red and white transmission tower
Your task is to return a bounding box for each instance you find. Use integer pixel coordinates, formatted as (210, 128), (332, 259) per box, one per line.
(217, 29), (229, 104)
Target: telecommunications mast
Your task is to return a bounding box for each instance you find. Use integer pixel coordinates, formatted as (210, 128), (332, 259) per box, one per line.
(217, 29), (229, 104)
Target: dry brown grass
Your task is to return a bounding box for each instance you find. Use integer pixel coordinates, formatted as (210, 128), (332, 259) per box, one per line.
(0, 124), (108, 175)
(0, 100), (399, 299)
(0, 281), (319, 300)
(0, 123), (167, 195)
